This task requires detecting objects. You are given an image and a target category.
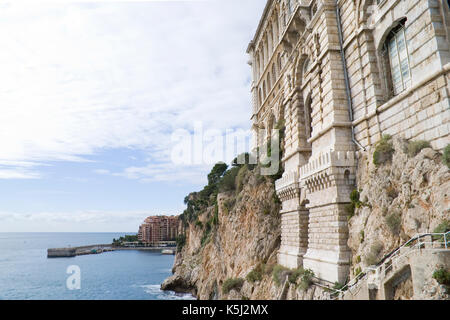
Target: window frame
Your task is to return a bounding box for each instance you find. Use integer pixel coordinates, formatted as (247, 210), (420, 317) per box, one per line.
(384, 21), (412, 96)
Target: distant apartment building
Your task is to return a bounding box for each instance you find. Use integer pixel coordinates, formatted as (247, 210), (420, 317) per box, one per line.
(138, 215), (180, 244)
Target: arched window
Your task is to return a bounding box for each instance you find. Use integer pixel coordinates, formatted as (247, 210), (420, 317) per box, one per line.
(384, 20), (411, 96)
(303, 58), (310, 76)
(272, 64), (277, 84)
(304, 95), (313, 139)
(256, 55), (260, 79)
(267, 30), (273, 54)
(278, 53), (282, 71)
(259, 51), (264, 75)
(258, 88), (262, 107)
(267, 73), (271, 90)
(263, 81), (267, 100)
(273, 17), (279, 44)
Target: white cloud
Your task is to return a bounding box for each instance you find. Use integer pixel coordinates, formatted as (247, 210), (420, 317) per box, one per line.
(0, 209), (155, 232)
(0, 1), (263, 182)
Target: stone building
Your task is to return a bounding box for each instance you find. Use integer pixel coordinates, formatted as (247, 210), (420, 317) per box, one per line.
(138, 215), (179, 244)
(247, 0), (450, 283)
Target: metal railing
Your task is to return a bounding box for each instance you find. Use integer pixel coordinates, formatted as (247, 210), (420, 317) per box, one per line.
(326, 231), (449, 299)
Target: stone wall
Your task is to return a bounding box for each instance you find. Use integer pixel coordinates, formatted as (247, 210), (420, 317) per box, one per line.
(341, 0), (450, 151)
(247, 0), (449, 285)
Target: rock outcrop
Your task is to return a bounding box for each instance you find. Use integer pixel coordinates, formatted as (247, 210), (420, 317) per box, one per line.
(162, 166), (283, 299)
(348, 138), (449, 274)
(162, 138), (449, 300)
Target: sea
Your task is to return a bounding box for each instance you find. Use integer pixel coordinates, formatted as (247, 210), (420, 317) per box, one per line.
(0, 232), (195, 300)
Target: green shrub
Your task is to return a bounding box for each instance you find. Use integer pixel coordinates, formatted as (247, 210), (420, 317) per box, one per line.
(200, 221), (212, 247)
(208, 162), (228, 186)
(246, 265), (263, 283)
(354, 266), (362, 276)
(272, 265), (290, 286)
(347, 190), (363, 220)
(211, 204), (219, 226)
(286, 267), (315, 291)
(176, 234), (186, 251)
(218, 167), (240, 192)
(297, 268), (315, 291)
(272, 192), (281, 205)
(222, 278), (244, 294)
(195, 220), (203, 228)
(364, 242), (383, 266)
(346, 203), (356, 220)
(355, 255), (361, 264)
(432, 220), (450, 242)
(235, 165), (249, 192)
(288, 268), (302, 284)
(359, 230), (365, 243)
(333, 282), (346, 291)
(433, 267), (450, 286)
(443, 144), (450, 168)
(407, 140), (431, 157)
(350, 189), (360, 204)
(373, 134), (395, 166)
(232, 152), (256, 170)
(385, 212), (402, 235)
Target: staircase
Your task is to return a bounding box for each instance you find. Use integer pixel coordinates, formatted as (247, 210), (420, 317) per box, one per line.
(328, 231), (450, 300)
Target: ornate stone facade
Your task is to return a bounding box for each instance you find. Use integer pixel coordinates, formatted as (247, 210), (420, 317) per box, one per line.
(247, 0), (450, 283)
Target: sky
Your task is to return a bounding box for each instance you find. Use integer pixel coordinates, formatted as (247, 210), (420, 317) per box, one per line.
(0, 0), (266, 232)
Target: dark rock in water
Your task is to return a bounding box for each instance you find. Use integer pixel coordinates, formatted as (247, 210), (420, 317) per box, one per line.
(161, 275), (196, 297)
(47, 248), (76, 258)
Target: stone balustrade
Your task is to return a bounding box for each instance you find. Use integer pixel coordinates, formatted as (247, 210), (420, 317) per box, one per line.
(299, 150), (356, 180)
(275, 170), (299, 191)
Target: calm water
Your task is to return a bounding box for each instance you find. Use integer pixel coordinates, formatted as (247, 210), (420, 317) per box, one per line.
(0, 232), (194, 300)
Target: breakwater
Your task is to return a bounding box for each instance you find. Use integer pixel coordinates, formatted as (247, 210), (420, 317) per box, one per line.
(47, 244), (175, 258)
(47, 244), (114, 258)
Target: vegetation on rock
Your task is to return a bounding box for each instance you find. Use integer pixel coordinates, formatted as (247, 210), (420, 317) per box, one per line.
(222, 278), (244, 294)
(443, 144), (450, 168)
(385, 212), (402, 235)
(406, 140), (431, 157)
(433, 267), (450, 287)
(364, 242), (383, 266)
(373, 134), (395, 166)
(432, 220), (450, 242)
(175, 234), (186, 251)
(272, 265), (290, 286)
(246, 265), (264, 283)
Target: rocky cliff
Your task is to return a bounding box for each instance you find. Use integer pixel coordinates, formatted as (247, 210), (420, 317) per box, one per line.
(162, 138), (449, 300)
(349, 138), (448, 271)
(162, 164), (284, 299)
(347, 137), (449, 299)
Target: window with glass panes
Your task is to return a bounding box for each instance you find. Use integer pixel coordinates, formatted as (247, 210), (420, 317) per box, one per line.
(387, 24), (411, 95)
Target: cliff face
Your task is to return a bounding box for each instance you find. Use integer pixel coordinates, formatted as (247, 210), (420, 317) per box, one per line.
(347, 137), (449, 299)
(162, 138), (449, 300)
(349, 138), (449, 270)
(162, 166), (283, 300)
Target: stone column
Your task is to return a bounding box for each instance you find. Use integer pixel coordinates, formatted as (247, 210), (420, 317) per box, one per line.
(300, 151), (356, 284)
(275, 172), (309, 269)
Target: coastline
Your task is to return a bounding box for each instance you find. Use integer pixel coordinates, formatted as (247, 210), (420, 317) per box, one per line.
(47, 243), (176, 258)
